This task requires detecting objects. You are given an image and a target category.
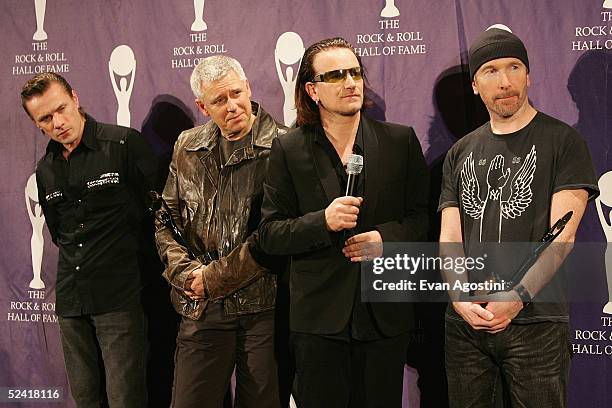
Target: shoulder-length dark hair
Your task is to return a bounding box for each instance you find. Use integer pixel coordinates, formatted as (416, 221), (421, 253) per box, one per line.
(294, 37), (369, 128)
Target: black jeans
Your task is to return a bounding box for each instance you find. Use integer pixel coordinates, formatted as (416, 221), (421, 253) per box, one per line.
(171, 304), (279, 408)
(445, 319), (571, 408)
(291, 332), (408, 408)
(58, 306), (147, 408)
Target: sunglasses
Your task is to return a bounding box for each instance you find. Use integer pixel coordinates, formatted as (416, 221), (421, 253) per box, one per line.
(311, 67), (363, 83)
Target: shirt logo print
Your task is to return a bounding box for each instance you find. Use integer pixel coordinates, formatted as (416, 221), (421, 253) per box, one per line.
(460, 145), (537, 242)
(86, 172), (120, 189)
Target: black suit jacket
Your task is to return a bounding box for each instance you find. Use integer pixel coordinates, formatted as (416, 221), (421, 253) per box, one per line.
(259, 115), (430, 336)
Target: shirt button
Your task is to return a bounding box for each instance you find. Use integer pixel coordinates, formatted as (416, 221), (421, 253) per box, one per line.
(77, 199), (82, 203)
(77, 243), (83, 248)
(79, 223), (85, 229)
(75, 266), (80, 271)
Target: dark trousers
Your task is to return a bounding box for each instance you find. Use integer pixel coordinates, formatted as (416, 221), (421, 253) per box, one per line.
(171, 304), (279, 408)
(291, 332), (408, 408)
(58, 306), (147, 408)
(406, 303), (449, 408)
(445, 319), (571, 408)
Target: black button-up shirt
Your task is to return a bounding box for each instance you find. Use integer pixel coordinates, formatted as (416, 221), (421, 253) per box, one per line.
(36, 114), (158, 317)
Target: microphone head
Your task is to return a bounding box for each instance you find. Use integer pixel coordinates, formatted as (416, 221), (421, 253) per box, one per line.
(346, 154), (364, 175)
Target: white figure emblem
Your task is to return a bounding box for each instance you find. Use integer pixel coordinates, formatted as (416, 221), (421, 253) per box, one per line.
(33, 0), (47, 41)
(26, 174), (45, 289)
(275, 32), (304, 127)
(486, 23), (513, 33)
(109, 45), (136, 127)
(191, 0), (207, 31)
(461, 145), (537, 242)
(595, 171), (612, 314)
(380, 0), (400, 18)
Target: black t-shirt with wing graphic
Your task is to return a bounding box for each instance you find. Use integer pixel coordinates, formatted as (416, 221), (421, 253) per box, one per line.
(439, 112), (598, 323)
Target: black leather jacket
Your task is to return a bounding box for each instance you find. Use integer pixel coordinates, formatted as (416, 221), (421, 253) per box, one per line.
(155, 103), (286, 319)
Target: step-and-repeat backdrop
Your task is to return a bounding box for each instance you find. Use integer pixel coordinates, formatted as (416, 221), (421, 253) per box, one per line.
(0, 0), (610, 407)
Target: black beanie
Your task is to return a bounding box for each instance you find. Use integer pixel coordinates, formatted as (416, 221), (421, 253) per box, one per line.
(468, 28), (529, 79)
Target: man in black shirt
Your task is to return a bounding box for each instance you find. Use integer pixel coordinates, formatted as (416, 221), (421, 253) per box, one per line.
(22, 73), (157, 407)
(438, 28), (598, 407)
(259, 37), (430, 407)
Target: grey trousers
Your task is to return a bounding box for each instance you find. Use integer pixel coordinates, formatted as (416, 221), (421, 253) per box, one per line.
(58, 306), (147, 408)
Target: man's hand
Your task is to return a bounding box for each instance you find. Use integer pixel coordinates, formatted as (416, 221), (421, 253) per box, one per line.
(184, 266), (207, 300)
(452, 301), (511, 334)
(486, 155), (510, 190)
(343, 230), (383, 262)
(483, 302), (522, 331)
(481, 290), (524, 332)
(325, 196), (363, 232)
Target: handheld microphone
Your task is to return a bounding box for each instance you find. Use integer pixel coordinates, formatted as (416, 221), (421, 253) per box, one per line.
(343, 154), (363, 241)
(345, 154), (363, 196)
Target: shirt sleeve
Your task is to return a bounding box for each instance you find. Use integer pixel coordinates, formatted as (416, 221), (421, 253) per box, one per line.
(553, 130), (599, 200)
(35, 169), (58, 245)
(126, 129), (161, 197)
(438, 145), (459, 211)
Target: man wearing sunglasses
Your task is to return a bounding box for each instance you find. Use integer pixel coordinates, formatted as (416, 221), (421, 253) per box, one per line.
(259, 37), (430, 407)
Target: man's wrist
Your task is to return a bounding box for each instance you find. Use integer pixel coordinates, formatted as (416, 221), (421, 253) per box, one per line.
(513, 283), (532, 306)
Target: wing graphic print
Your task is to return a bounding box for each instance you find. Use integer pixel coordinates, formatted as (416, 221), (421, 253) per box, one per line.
(501, 145), (537, 220)
(460, 152), (485, 220)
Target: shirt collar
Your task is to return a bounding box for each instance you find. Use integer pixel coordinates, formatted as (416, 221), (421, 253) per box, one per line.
(314, 117), (364, 154)
(46, 113), (97, 156)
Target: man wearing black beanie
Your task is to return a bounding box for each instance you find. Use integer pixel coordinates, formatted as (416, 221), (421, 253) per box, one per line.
(438, 27), (599, 407)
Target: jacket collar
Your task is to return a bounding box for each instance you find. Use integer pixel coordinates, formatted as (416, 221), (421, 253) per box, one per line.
(360, 115), (380, 227)
(183, 102), (276, 152)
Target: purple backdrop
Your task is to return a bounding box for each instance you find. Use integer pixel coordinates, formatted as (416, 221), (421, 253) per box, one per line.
(1, 0), (610, 407)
